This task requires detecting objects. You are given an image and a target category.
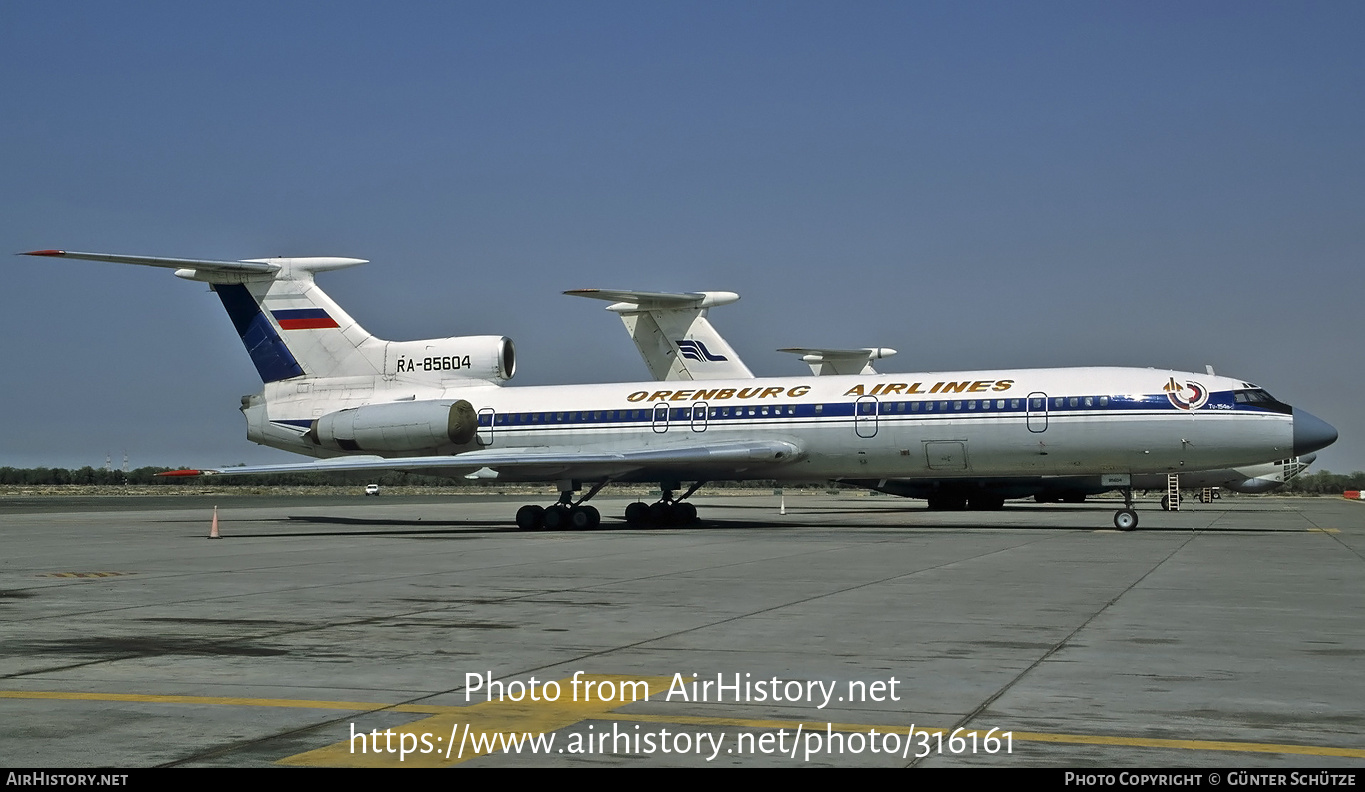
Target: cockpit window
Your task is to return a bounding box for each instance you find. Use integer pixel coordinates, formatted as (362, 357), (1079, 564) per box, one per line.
(1233, 389), (1291, 414)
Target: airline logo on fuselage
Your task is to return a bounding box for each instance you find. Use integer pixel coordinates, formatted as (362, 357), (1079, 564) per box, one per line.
(1164, 378), (1209, 411)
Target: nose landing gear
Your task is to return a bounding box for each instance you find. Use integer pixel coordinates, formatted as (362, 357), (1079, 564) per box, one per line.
(1113, 487), (1139, 531)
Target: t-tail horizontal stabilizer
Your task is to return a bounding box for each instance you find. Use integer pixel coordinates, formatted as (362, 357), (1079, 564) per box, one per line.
(778, 347), (897, 376)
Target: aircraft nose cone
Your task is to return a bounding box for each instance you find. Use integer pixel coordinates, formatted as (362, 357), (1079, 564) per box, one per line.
(1293, 410), (1338, 456)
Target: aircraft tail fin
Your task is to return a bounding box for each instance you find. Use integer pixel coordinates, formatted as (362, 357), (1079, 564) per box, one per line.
(564, 289), (753, 381)
(22, 250), (382, 382)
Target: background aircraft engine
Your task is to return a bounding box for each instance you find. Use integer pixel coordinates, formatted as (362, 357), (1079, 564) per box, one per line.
(307, 399), (478, 452)
(1226, 476), (1282, 494)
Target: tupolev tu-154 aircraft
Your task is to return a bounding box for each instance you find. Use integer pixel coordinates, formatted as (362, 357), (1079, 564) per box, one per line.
(24, 249), (1339, 531)
(565, 288), (1320, 508)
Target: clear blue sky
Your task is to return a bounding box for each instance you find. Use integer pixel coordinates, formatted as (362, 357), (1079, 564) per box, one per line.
(3, 2), (1362, 473)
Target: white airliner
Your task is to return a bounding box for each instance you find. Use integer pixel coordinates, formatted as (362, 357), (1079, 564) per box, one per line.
(567, 288), (1321, 509)
(24, 250), (1339, 531)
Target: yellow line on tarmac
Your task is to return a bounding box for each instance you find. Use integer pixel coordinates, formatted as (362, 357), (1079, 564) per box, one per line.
(5, 685), (1364, 763)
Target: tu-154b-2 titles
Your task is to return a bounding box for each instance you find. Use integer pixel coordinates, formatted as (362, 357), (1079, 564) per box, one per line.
(23, 249), (1338, 531)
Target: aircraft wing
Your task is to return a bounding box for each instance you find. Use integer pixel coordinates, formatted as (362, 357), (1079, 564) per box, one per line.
(162, 439), (804, 479)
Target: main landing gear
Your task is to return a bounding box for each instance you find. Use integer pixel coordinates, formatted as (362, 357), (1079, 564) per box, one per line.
(625, 481), (705, 528)
(515, 480), (607, 531)
(1113, 487), (1139, 532)
(512, 480), (707, 531)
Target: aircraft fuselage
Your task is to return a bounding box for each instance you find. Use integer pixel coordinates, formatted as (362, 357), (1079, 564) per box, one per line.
(246, 366), (1296, 484)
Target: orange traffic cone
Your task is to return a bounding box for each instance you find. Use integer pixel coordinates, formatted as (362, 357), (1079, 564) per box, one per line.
(208, 506), (221, 539)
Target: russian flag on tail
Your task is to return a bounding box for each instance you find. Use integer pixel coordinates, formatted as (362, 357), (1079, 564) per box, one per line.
(272, 308), (339, 330)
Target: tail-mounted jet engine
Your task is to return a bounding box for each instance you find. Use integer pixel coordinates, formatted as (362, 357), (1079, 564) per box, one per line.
(386, 336), (516, 382)
(307, 399), (479, 453)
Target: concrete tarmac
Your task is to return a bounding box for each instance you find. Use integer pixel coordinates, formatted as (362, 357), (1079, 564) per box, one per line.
(1, 492), (1362, 768)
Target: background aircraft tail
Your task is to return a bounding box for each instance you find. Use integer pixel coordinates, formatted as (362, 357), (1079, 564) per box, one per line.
(564, 288), (753, 381)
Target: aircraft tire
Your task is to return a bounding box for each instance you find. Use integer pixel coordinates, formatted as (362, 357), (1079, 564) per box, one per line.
(1114, 509), (1139, 531)
(569, 505), (600, 530)
(675, 502), (697, 523)
(515, 505), (544, 531)
(543, 504), (571, 530)
(624, 502), (650, 525)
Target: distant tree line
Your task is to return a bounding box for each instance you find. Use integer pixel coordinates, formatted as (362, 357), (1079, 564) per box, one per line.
(1281, 470), (1365, 495)
(0, 466), (480, 487)
(0, 466), (805, 489)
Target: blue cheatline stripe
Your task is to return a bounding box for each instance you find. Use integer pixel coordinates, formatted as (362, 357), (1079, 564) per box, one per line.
(213, 284), (304, 383)
(272, 391), (1279, 432)
(463, 394), (1276, 431)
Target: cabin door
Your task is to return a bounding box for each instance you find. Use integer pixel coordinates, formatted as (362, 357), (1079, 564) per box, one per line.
(1026, 392), (1048, 433)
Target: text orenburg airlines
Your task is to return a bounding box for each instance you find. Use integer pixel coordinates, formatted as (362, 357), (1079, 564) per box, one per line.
(346, 671), (1016, 762)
